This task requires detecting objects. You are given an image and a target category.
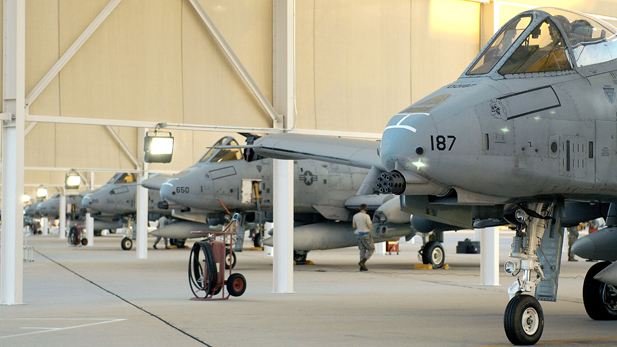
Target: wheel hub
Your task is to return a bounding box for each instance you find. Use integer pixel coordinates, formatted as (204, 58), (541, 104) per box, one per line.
(522, 307), (539, 335)
(602, 284), (617, 311)
(432, 248), (443, 264)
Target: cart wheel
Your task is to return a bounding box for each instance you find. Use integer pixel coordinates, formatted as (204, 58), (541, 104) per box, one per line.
(227, 273), (247, 297)
(225, 249), (236, 269)
(213, 286), (222, 296)
(81, 238), (88, 246)
(121, 237), (133, 250)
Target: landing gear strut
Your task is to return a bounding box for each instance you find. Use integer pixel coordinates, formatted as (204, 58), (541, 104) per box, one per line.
(502, 202), (564, 345)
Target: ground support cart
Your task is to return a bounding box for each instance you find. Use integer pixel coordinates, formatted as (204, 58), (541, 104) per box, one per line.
(188, 217), (246, 301)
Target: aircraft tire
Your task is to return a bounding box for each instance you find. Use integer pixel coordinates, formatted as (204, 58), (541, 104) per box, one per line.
(294, 251), (308, 263)
(422, 241), (445, 268)
(225, 249), (236, 269)
(583, 261), (617, 320)
(504, 294), (544, 345)
(253, 232), (263, 248)
(227, 273), (247, 297)
(121, 237), (133, 250)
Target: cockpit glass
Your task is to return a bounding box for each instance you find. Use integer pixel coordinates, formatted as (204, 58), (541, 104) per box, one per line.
(107, 173), (136, 184)
(467, 15), (531, 75)
(198, 138), (242, 163)
(543, 8), (617, 67)
(499, 19), (572, 74)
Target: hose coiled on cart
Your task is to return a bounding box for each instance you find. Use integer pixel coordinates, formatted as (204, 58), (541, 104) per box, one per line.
(188, 241), (218, 298)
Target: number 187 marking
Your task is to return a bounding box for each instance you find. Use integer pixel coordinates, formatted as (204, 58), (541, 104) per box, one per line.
(430, 135), (456, 151)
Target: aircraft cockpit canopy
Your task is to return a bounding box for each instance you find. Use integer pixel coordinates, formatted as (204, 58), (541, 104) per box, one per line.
(107, 173), (137, 184)
(467, 8), (617, 76)
(199, 137), (243, 163)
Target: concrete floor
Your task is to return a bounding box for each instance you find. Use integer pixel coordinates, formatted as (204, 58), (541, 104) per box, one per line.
(1, 229), (616, 347)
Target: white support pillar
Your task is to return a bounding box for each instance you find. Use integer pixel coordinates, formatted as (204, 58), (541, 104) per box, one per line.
(273, 160), (294, 293)
(135, 174), (148, 259)
(2, 0), (26, 305)
(41, 217), (49, 235)
(59, 194), (67, 239)
(480, 226), (500, 286)
(272, 0), (295, 294)
(85, 213), (94, 247)
(376, 241), (386, 255)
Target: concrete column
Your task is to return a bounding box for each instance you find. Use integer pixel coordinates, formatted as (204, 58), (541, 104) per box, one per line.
(273, 160), (294, 293)
(85, 213), (94, 247)
(480, 226), (499, 286)
(272, 0), (295, 294)
(1, 0), (26, 305)
(41, 217), (49, 235)
(58, 195), (67, 239)
(376, 241), (386, 255)
(135, 174), (149, 259)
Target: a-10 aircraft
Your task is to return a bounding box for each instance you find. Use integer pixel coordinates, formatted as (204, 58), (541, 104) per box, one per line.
(81, 172), (170, 250)
(146, 135), (433, 264)
(252, 7), (617, 345)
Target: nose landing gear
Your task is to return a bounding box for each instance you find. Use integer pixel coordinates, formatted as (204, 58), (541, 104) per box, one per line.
(502, 202), (564, 345)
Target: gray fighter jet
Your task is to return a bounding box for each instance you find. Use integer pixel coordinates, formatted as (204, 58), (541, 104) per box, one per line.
(147, 135), (432, 264)
(253, 8), (617, 345)
(81, 172), (170, 250)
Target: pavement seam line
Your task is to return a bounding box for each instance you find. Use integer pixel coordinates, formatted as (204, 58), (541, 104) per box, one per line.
(35, 250), (212, 347)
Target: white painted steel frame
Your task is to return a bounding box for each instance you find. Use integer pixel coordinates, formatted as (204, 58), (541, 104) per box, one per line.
(187, 0), (282, 125)
(1, 0), (26, 305)
(480, 226), (500, 286)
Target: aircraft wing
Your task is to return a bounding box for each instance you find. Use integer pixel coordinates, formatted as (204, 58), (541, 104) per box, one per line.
(142, 174), (174, 190)
(253, 134), (384, 170)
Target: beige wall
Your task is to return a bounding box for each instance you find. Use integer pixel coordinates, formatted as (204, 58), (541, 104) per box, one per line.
(3, 0), (617, 198)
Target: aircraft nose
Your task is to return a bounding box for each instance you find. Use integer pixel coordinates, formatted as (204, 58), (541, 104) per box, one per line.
(160, 179), (179, 203)
(380, 113), (437, 172)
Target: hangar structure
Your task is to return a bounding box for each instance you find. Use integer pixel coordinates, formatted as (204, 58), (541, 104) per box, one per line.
(2, 0), (617, 305)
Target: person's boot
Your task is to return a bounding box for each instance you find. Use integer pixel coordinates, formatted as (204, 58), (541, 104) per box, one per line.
(358, 258), (368, 271)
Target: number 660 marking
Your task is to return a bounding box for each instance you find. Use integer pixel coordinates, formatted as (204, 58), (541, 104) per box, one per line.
(430, 135), (456, 151)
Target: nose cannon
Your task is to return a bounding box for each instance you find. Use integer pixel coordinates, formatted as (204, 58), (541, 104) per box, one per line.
(374, 169), (448, 196)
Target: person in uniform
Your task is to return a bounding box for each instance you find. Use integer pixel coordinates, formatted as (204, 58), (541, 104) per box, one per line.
(153, 215), (169, 249)
(353, 204), (374, 271)
(566, 225), (579, 261)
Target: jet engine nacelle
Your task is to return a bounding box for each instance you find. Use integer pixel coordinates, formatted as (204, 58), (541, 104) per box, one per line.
(572, 226), (617, 262)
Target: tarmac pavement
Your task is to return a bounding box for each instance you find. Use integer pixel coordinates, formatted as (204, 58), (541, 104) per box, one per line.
(0, 229), (616, 346)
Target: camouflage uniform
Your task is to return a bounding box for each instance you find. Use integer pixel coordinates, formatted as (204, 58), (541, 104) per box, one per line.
(353, 210), (374, 271)
(567, 226), (579, 261)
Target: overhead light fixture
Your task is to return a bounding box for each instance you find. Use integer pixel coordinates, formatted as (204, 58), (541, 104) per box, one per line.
(36, 185), (48, 199)
(22, 194), (31, 203)
(65, 169), (82, 189)
(144, 126), (174, 163)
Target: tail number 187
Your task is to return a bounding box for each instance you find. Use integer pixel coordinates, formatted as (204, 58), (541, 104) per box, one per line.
(430, 135), (456, 151)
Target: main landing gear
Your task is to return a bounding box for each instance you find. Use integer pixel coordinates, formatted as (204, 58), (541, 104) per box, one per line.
(583, 261), (617, 320)
(502, 202), (564, 345)
(418, 232), (445, 268)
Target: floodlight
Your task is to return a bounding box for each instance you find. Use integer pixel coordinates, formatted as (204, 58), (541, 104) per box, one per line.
(36, 185), (48, 198)
(22, 194), (31, 203)
(65, 169), (82, 189)
(144, 130), (174, 163)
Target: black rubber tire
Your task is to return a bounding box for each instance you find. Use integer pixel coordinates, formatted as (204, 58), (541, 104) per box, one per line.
(583, 261), (617, 320)
(81, 238), (88, 246)
(504, 294), (544, 345)
(121, 237), (133, 250)
(294, 251), (308, 263)
(253, 232), (263, 248)
(227, 273), (247, 297)
(225, 249), (236, 269)
(94, 230), (101, 237)
(422, 241), (445, 268)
